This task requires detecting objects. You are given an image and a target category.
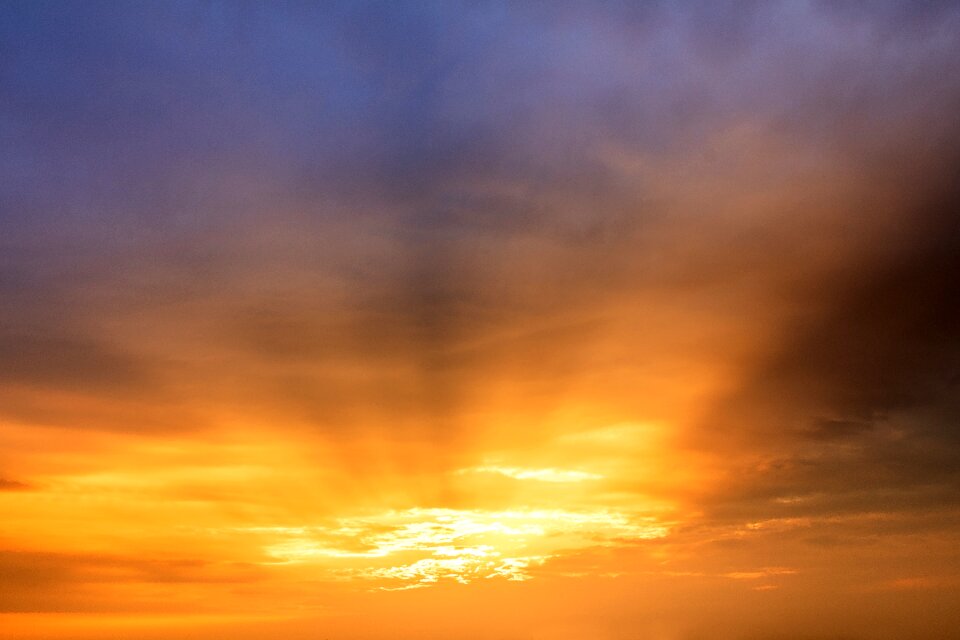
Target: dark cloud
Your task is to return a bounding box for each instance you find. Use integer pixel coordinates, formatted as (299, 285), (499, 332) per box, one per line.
(0, 332), (152, 393)
(0, 477), (31, 491)
(695, 160), (960, 522)
(0, 549), (265, 612)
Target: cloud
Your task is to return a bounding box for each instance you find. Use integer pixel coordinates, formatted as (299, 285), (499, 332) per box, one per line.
(0, 549), (266, 613)
(0, 477), (31, 491)
(457, 466), (603, 483)
(2, 3), (960, 637)
(689, 163), (960, 525)
(254, 507), (667, 589)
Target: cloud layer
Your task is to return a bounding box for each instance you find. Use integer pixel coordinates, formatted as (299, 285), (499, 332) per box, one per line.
(2, 2), (960, 638)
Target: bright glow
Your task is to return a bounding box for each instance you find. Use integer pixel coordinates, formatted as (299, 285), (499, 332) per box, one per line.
(457, 465), (603, 482)
(260, 508), (669, 588)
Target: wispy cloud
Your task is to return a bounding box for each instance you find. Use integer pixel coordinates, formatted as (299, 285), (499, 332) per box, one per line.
(456, 465), (603, 482)
(256, 508), (668, 588)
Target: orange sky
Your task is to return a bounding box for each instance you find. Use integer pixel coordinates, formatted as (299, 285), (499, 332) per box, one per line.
(2, 3), (960, 639)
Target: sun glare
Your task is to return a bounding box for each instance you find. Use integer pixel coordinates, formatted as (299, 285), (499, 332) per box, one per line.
(258, 507), (669, 589)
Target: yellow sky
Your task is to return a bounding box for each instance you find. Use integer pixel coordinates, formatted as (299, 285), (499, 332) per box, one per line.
(3, 3), (960, 639)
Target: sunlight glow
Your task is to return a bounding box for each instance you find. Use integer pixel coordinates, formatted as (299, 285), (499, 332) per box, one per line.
(259, 508), (669, 588)
(456, 465), (603, 482)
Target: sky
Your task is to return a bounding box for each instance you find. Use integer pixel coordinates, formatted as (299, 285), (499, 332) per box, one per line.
(1, 1), (960, 638)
